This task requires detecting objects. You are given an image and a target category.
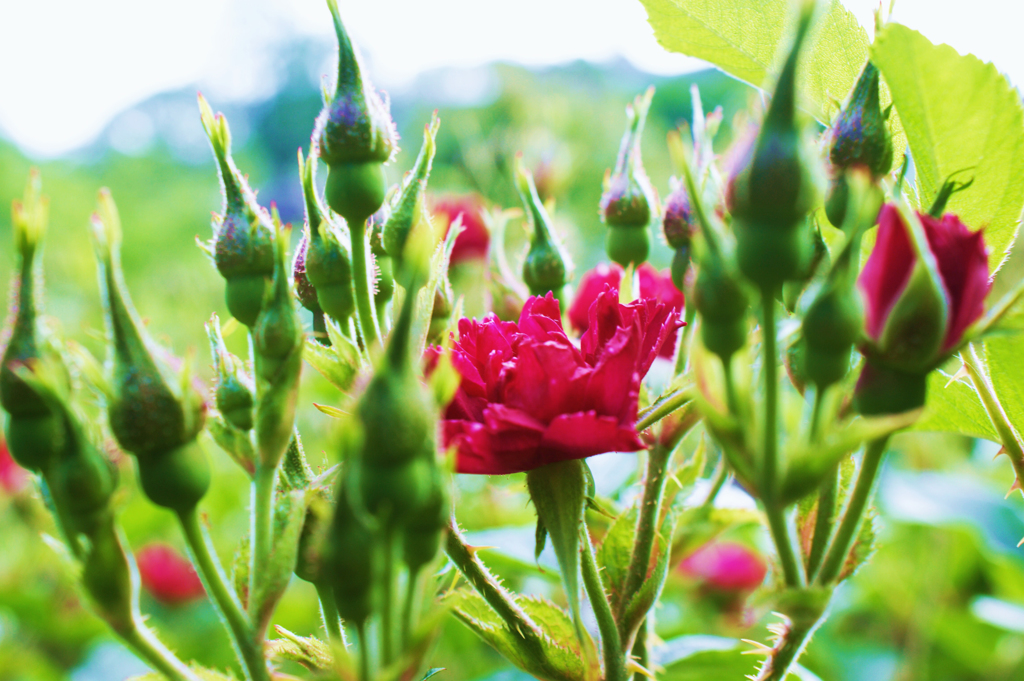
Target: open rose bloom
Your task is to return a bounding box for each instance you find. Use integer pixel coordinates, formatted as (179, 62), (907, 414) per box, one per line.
(436, 291), (681, 474)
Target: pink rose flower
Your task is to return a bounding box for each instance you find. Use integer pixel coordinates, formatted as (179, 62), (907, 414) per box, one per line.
(136, 544), (206, 606)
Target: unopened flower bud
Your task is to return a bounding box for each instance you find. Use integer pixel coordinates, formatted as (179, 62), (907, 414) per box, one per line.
(693, 247), (751, 362)
(730, 1), (823, 289)
(382, 114), (440, 277)
(515, 155), (571, 301)
(198, 95), (275, 327)
(402, 463), (448, 574)
(601, 87), (657, 267)
(316, 0), (397, 225)
(292, 232), (322, 314)
(326, 482), (373, 625)
(300, 151), (356, 326)
(206, 315), (254, 431)
(136, 543), (206, 606)
(368, 204), (395, 312)
(91, 191), (210, 512)
(825, 61), (893, 227)
(1, 172), (68, 472)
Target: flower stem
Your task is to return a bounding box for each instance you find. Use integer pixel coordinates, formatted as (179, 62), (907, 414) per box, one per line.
(380, 527), (396, 667)
(964, 343), (1024, 488)
(636, 385), (694, 432)
(702, 457), (729, 509)
(815, 437), (889, 585)
(805, 468), (837, 582)
(752, 608), (826, 681)
(444, 521), (546, 656)
(622, 444), (673, 617)
(580, 527), (626, 681)
(765, 505), (805, 587)
(250, 462), (277, 638)
(356, 621), (372, 681)
(315, 581), (343, 643)
(120, 618), (201, 681)
(761, 290), (778, 498)
(631, 620), (648, 681)
(350, 218), (380, 348)
(177, 508), (269, 681)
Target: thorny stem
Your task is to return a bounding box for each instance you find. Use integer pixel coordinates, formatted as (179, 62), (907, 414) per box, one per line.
(631, 620), (648, 681)
(622, 444), (674, 621)
(315, 581), (344, 643)
(177, 508), (270, 681)
(636, 386), (693, 432)
(816, 437), (890, 585)
(806, 468), (838, 582)
(580, 526), (626, 681)
(760, 290), (804, 587)
(251, 462), (277, 638)
(350, 218), (381, 348)
(753, 608), (827, 681)
(444, 521), (545, 655)
(964, 343), (1024, 491)
(120, 618), (201, 681)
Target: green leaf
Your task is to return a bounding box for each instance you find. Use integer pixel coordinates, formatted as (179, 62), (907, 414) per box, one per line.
(205, 419), (256, 477)
(596, 507), (637, 614)
(525, 459), (588, 636)
(267, 625), (333, 671)
(637, 0), (902, 136)
(912, 370), (997, 441)
(127, 666), (236, 681)
(655, 635), (822, 680)
(252, 489), (307, 633)
(983, 336), (1024, 436)
(871, 23), (1024, 271)
(446, 589), (597, 681)
(621, 522), (673, 644)
(303, 334), (360, 392)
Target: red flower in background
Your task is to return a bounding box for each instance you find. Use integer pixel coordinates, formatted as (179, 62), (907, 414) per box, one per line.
(860, 205), (990, 363)
(136, 544), (205, 606)
(0, 440), (28, 495)
(679, 541), (766, 593)
(435, 291), (681, 474)
(432, 194), (490, 265)
(569, 263), (683, 359)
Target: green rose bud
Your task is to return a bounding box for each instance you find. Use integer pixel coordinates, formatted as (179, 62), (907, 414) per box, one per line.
(382, 114), (440, 278)
(198, 95), (275, 327)
(206, 315), (255, 431)
(515, 154), (572, 302)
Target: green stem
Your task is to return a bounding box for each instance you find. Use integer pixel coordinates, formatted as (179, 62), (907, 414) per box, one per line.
(356, 622), (372, 681)
(809, 386), (825, 441)
(350, 218), (380, 348)
(816, 437), (889, 585)
(631, 620), (647, 681)
(250, 462), (276, 637)
(444, 521), (545, 655)
(315, 581), (344, 643)
(702, 458), (729, 509)
(622, 445), (673, 613)
(401, 566), (422, 649)
(723, 355), (741, 416)
(765, 505), (805, 587)
(380, 528), (396, 667)
(752, 610), (825, 681)
(761, 290), (778, 499)
(636, 386), (693, 432)
(312, 311), (330, 346)
(121, 619), (201, 681)
(965, 343), (1024, 486)
(580, 527), (626, 681)
(806, 468), (838, 582)
(177, 508), (269, 681)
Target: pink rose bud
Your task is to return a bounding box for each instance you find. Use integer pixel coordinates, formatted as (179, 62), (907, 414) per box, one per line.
(855, 204), (991, 415)
(0, 440), (28, 495)
(136, 544), (205, 606)
(435, 291), (681, 474)
(679, 541), (767, 593)
(432, 194), (490, 265)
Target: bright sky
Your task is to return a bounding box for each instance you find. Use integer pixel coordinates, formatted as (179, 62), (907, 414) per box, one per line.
(1, 0), (1021, 158)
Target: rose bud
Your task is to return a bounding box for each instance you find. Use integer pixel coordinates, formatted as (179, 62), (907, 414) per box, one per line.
(91, 191), (210, 514)
(326, 482), (374, 626)
(1, 171), (68, 473)
(368, 203), (395, 318)
(435, 290), (680, 475)
(825, 61), (894, 228)
(855, 202), (990, 415)
(315, 0), (397, 226)
(568, 263), (623, 334)
(638, 264), (685, 359)
(292, 231), (321, 315)
(382, 114), (440, 278)
(206, 314), (255, 433)
(432, 194), (490, 265)
(693, 245), (751, 363)
(662, 178), (698, 289)
(136, 544), (205, 606)
(253, 221), (304, 470)
(0, 440), (28, 495)
(601, 87), (657, 267)
(198, 95), (275, 327)
(680, 540), (767, 609)
(515, 155), (572, 303)
(729, 0), (823, 290)
(299, 150), (355, 327)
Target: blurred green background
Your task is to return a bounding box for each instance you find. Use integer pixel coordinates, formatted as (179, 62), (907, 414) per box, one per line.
(2, 38), (1024, 681)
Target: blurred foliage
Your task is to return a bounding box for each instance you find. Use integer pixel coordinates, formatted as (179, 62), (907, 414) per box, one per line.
(2, 41), (1024, 681)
